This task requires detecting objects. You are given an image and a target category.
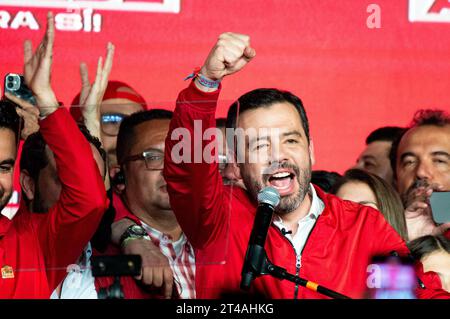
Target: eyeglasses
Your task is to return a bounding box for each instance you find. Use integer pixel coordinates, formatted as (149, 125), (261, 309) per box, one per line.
(122, 150), (164, 170)
(101, 113), (127, 136)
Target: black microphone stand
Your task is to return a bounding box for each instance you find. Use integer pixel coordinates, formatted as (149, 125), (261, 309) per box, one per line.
(243, 248), (351, 299)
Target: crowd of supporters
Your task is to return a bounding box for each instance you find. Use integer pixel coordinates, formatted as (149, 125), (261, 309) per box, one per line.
(0, 13), (449, 299)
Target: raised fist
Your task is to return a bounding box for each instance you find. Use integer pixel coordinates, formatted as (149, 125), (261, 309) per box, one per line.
(199, 32), (256, 82)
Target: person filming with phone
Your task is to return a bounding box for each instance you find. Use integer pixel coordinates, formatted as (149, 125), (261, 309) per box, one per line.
(390, 109), (450, 242)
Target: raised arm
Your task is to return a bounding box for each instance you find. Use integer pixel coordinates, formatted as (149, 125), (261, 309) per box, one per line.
(163, 33), (255, 249)
(78, 42), (115, 141)
(22, 12), (108, 288)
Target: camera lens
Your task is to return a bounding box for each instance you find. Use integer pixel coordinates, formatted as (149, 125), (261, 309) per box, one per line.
(6, 82), (14, 89)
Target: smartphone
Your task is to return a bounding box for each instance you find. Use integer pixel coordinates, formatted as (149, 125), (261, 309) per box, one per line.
(3, 73), (37, 105)
(366, 255), (417, 299)
(430, 191), (450, 224)
(91, 255), (141, 277)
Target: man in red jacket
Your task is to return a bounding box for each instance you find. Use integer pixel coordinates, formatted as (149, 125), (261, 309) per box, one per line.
(0, 12), (107, 298)
(163, 32), (448, 299)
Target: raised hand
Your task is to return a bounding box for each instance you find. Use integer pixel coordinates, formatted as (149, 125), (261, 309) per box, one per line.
(23, 12), (58, 116)
(78, 42), (115, 139)
(403, 181), (447, 240)
(199, 32), (256, 84)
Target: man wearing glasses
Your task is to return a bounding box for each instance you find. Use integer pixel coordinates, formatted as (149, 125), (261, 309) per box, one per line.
(107, 110), (196, 299)
(100, 81), (146, 169)
(72, 80), (146, 170)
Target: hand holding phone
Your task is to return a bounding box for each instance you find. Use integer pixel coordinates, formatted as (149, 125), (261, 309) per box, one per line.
(430, 191), (450, 224)
(4, 73), (37, 105)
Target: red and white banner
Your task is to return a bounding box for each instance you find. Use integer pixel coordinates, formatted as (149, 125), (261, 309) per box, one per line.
(0, 0), (449, 173)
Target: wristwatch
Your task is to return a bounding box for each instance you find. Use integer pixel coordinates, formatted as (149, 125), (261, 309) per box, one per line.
(119, 224), (150, 248)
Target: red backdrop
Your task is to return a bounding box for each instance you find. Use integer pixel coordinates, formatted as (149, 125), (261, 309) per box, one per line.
(1, 0), (450, 174)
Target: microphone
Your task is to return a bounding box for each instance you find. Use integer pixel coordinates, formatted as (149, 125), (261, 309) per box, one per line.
(240, 186), (280, 291)
(281, 228), (292, 236)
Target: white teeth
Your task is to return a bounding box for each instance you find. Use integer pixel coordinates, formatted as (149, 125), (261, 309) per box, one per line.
(272, 172), (290, 178)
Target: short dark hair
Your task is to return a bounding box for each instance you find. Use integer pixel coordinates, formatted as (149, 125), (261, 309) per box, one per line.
(410, 109), (450, 127)
(216, 117), (227, 128)
(0, 99), (21, 144)
(311, 170), (342, 193)
(389, 109), (450, 179)
(408, 235), (450, 261)
(366, 126), (406, 145)
(20, 132), (48, 182)
(116, 109), (173, 165)
(226, 88), (310, 143)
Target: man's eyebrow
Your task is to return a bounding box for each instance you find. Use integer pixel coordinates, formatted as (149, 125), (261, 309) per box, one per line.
(400, 152), (417, 161)
(282, 131), (303, 138)
(431, 151), (450, 158)
(248, 130), (303, 145)
(248, 135), (270, 145)
(144, 148), (164, 154)
(361, 155), (376, 161)
(0, 159), (15, 166)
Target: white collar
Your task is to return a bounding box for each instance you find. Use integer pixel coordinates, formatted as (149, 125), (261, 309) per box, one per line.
(1, 206), (19, 220)
(274, 184), (324, 224)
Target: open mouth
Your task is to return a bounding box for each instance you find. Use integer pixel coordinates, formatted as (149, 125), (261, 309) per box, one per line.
(267, 170), (296, 196)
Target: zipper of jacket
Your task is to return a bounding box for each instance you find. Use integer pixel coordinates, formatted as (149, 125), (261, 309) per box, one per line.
(294, 220), (319, 299)
(273, 226), (299, 299)
(273, 215), (320, 299)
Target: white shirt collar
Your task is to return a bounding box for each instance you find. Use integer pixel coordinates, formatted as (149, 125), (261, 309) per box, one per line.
(1, 206), (19, 220)
(274, 184), (324, 224)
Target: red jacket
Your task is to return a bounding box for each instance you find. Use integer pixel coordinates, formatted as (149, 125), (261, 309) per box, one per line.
(0, 108), (108, 299)
(93, 193), (179, 299)
(163, 81), (448, 299)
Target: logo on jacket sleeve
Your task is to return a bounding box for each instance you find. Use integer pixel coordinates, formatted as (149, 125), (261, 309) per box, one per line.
(1, 265), (14, 279)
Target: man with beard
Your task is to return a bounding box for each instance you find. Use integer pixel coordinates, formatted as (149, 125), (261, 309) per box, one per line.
(390, 109), (450, 241)
(163, 32), (447, 298)
(0, 13), (107, 298)
(0, 101), (20, 220)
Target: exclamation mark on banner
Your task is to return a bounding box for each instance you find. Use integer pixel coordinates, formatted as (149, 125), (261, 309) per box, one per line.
(93, 13), (102, 32)
(83, 8), (92, 32)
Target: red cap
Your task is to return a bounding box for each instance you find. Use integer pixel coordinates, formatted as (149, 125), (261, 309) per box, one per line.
(70, 81), (147, 122)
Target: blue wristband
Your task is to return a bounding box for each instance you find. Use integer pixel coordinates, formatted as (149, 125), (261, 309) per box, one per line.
(184, 70), (221, 89)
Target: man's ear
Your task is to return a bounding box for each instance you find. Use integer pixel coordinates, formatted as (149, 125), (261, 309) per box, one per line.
(20, 170), (35, 201)
(109, 165), (125, 194)
(309, 139), (316, 166)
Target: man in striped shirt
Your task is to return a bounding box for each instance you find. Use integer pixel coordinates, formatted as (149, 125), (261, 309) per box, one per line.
(110, 109), (196, 299)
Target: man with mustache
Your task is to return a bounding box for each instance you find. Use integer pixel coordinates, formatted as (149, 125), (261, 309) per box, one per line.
(163, 32), (448, 298)
(390, 109), (450, 241)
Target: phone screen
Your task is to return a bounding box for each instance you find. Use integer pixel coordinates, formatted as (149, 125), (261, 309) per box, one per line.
(430, 191), (450, 224)
(366, 255), (417, 299)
